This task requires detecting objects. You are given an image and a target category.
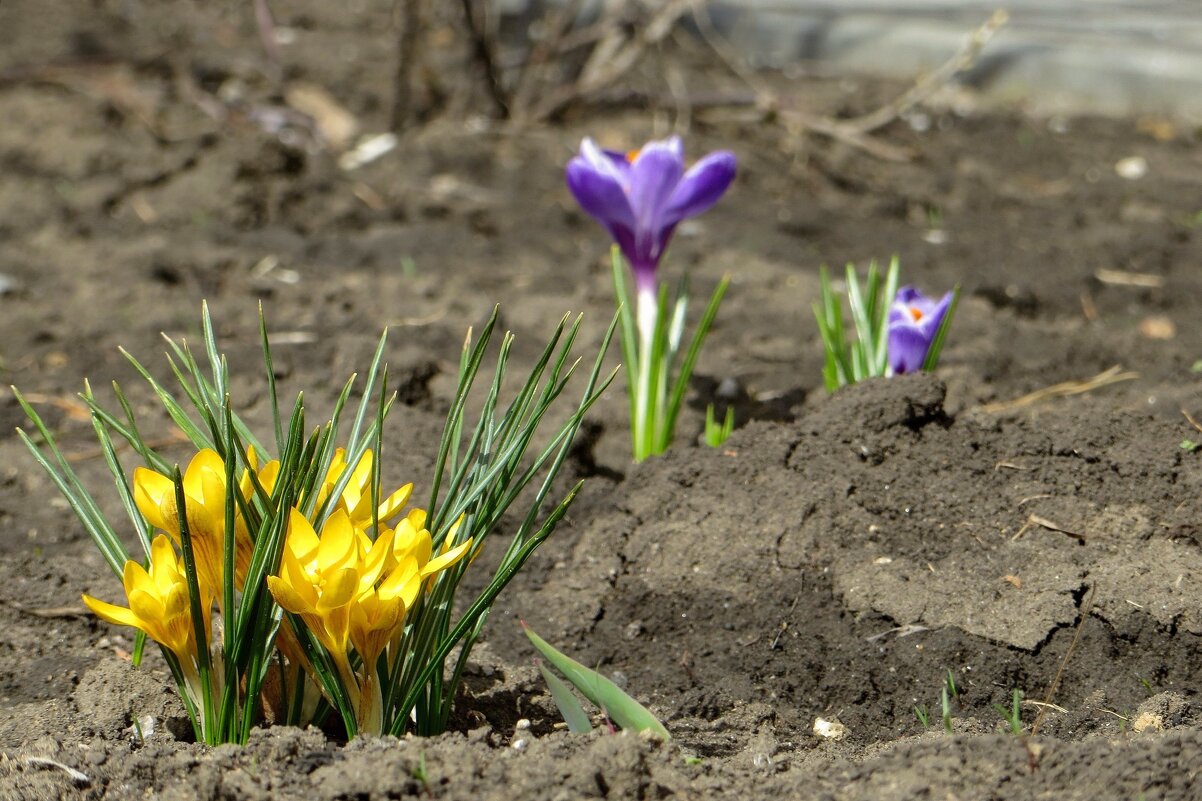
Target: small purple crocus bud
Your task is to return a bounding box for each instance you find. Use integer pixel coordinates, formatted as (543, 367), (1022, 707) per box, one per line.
(565, 136), (736, 336)
(887, 286), (954, 374)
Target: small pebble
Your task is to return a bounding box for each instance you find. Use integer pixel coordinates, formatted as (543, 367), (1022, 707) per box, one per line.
(812, 717), (848, 741)
(1115, 156), (1148, 180)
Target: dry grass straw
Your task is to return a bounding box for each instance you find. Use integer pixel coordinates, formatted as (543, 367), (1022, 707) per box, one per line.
(977, 365), (1138, 414)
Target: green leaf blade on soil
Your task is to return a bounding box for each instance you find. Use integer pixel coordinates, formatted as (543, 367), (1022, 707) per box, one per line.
(523, 623), (669, 741)
(536, 660), (593, 734)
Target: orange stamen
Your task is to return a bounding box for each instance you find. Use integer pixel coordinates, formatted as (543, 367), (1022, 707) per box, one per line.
(908, 306), (924, 322)
(626, 148), (641, 163)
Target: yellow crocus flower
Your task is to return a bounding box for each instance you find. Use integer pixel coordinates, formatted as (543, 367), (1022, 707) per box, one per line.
(133, 449), (253, 593)
(83, 534), (209, 674)
(386, 509), (473, 583)
(240, 446), (280, 501)
(318, 448), (413, 531)
(269, 500), (474, 734)
(267, 508), (392, 663)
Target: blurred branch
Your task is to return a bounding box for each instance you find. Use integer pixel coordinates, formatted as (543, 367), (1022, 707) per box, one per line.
(689, 1), (1008, 162)
(391, 0), (425, 130)
(838, 9), (1009, 136)
(459, 0), (510, 117)
(511, 0), (586, 113)
(525, 0), (690, 121)
(252, 0), (283, 85)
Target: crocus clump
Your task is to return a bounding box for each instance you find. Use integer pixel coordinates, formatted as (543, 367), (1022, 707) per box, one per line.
(20, 304), (612, 744)
(813, 258), (958, 391)
(887, 286), (955, 375)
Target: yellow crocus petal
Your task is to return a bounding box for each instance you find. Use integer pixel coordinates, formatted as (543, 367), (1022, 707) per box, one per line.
(267, 575), (309, 616)
(281, 548), (319, 608)
(261, 459), (281, 493)
(357, 530), (394, 594)
(343, 452), (374, 517)
(163, 582), (191, 621)
(184, 449), (224, 498)
(123, 558), (154, 597)
(355, 528), (374, 556)
(150, 532), (178, 571)
(315, 449), (349, 509)
(127, 587), (168, 627)
(133, 468), (177, 534)
(350, 592), (402, 666)
(378, 555), (423, 611)
(400, 571), (422, 610)
(315, 510), (358, 573)
(375, 483), (413, 525)
(200, 468), (228, 517)
(319, 567), (361, 611)
(444, 515), (465, 546)
(392, 520), (432, 569)
(421, 537), (473, 578)
(82, 593), (143, 629)
(285, 509), (321, 564)
(378, 554), (418, 599)
(322, 604), (351, 656)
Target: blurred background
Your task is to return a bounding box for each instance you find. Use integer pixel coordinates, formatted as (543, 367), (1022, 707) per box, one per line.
(499, 0), (1202, 120)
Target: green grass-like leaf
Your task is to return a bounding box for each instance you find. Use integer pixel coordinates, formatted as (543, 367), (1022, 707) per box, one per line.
(523, 623), (669, 741)
(537, 660), (593, 734)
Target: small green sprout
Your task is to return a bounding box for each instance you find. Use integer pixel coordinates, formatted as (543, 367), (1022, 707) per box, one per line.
(1181, 440), (1199, 453)
(412, 752), (430, 793)
(704, 404), (735, 448)
(926, 206), (944, 229)
(945, 670), (959, 699)
(1136, 673), (1155, 697)
(683, 755), (704, 766)
(994, 689), (1024, 736)
(941, 686), (954, 734)
(1190, 359), (1202, 374)
(913, 704), (931, 728)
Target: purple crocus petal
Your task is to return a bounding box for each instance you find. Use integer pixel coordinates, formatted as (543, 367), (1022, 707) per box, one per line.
(893, 285), (923, 307)
(578, 137), (630, 182)
(566, 155), (636, 235)
(887, 324), (933, 375)
(600, 147), (633, 172)
(626, 138), (685, 248)
(916, 291), (954, 338)
(663, 150), (737, 227)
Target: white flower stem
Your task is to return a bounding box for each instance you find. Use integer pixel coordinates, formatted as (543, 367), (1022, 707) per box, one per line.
(634, 287), (657, 461)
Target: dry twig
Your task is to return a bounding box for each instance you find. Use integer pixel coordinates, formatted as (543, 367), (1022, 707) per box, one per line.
(1031, 585), (1095, 735)
(1095, 269), (1165, 289)
(1012, 514), (1087, 543)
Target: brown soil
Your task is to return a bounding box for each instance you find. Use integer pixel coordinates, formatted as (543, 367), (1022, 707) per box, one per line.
(3, 1), (1202, 799)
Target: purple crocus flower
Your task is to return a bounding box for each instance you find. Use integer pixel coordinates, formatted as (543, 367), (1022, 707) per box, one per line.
(887, 286), (954, 374)
(565, 136), (736, 318)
